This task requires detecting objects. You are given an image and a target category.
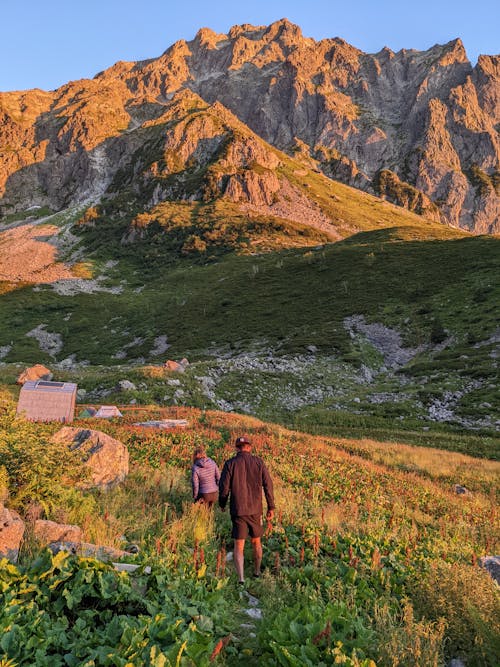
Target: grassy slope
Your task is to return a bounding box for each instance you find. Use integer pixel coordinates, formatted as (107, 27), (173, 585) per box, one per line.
(0, 98), (476, 366)
(0, 224), (498, 450)
(1, 226), (497, 364)
(1, 394), (499, 665)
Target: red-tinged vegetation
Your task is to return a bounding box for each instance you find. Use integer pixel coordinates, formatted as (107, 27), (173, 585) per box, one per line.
(1, 400), (499, 665)
(210, 635), (231, 662)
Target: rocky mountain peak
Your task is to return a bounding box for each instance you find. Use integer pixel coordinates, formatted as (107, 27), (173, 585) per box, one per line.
(0, 21), (498, 232)
(263, 18), (304, 44)
(436, 38), (468, 66)
(193, 27), (225, 48)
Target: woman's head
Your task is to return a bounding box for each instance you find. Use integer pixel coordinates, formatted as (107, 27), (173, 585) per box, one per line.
(193, 446), (207, 464)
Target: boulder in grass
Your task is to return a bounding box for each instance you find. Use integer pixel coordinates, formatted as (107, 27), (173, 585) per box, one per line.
(479, 556), (500, 585)
(0, 503), (25, 562)
(16, 364), (53, 385)
(52, 427), (129, 490)
(164, 359), (185, 373)
(34, 519), (82, 544)
(117, 380), (136, 392)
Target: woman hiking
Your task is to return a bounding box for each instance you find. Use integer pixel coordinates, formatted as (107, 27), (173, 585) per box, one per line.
(191, 446), (221, 508)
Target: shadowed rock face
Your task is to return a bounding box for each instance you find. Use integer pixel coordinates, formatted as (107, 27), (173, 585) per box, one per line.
(0, 19), (498, 232)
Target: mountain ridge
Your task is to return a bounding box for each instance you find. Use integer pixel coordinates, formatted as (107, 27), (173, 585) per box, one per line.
(0, 19), (498, 232)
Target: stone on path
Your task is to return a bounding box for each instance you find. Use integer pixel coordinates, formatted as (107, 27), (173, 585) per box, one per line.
(244, 590), (263, 620)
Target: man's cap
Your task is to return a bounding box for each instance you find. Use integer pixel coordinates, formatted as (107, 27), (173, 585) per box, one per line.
(235, 435), (252, 447)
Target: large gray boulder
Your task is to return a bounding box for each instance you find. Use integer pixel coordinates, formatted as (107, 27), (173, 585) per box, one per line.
(0, 503), (25, 562)
(52, 427), (129, 490)
(479, 556), (500, 585)
(116, 380), (136, 392)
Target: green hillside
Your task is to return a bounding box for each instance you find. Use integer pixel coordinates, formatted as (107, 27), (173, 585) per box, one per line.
(0, 395), (499, 666)
(1, 225), (494, 363)
(0, 220), (498, 446)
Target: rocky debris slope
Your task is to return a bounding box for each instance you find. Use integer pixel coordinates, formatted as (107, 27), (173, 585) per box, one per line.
(344, 315), (425, 369)
(1, 20), (498, 232)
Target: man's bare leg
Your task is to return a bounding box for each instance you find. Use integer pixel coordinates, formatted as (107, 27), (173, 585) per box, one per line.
(251, 537), (262, 576)
(234, 539), (245, 582)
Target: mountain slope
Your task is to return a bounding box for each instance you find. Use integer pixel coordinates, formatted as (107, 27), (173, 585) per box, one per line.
(1, 19), (498, 231)
(0, 224), (498, 437)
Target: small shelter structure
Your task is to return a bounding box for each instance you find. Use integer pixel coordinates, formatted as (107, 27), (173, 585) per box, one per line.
(16, 380), (77, 423)
(95, 405), (123, 418)
(78, 407), (97, 418)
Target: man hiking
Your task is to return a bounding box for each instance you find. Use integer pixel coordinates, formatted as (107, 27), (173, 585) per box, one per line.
(219, 434), (275, 585)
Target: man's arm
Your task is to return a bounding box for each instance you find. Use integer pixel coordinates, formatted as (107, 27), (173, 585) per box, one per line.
(218, 461), (231, 509)
(261, 461), (275, 515)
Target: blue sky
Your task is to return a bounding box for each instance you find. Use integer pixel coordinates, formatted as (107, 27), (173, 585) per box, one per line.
(1, 0), (498, 92)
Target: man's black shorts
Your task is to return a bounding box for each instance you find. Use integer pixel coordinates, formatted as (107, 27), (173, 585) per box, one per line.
(231, 514), (263, 539)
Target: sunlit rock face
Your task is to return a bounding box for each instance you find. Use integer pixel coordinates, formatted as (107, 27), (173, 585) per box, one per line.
(0, 19), (498, 232)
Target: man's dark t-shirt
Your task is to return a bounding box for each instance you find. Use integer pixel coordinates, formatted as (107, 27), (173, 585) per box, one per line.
(219, 451), (275, 517)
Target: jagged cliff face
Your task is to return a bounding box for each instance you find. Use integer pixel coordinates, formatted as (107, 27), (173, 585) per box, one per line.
(0, 19), (498, 232)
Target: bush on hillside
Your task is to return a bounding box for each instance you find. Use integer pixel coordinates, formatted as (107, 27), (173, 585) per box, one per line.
(373, 169), (440, 219)
(409, 561), (500, 666)
(467, 165), (494, 198)
(0, 409), (92, 520)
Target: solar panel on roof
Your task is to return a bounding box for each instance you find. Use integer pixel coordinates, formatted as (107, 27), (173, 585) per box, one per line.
(37, 381), (65, 387)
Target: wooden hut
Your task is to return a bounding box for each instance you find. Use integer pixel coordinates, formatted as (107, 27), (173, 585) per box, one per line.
(16, 380), (77, 423)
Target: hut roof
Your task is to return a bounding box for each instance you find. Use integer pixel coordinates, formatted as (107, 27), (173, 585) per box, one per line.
(16, 380), (77, 423)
